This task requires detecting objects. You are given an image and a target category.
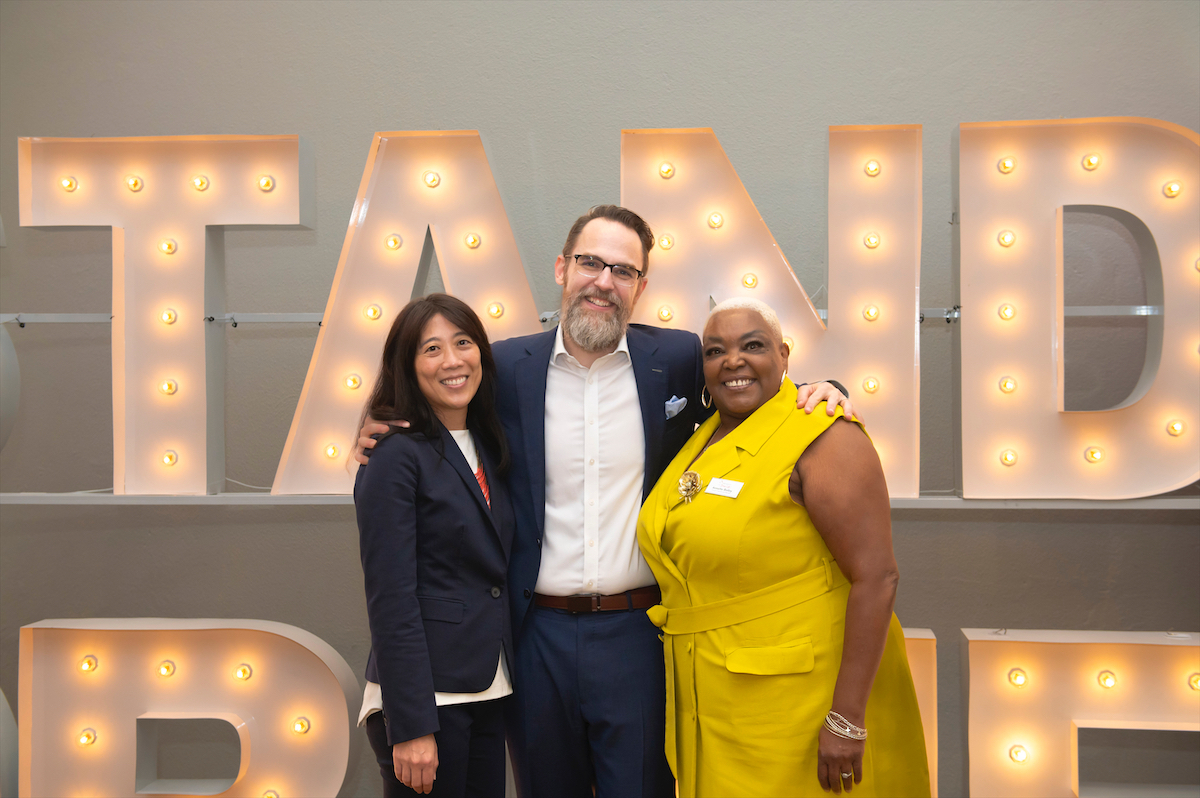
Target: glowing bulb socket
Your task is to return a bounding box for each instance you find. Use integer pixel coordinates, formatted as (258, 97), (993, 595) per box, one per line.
(325, 444), (340, 459)
(162, 450), (178, 467)
(1008, 668), (1027, 687)
(707, 212), (723, 229)
(234, 663), (253, 680)
(158, 660), (176, 677)
(263, 792), (280, 798)
(159, 239), (178, 255)
(997, 157), (1016, 174)
(863, 232), (881, 249)
(487, 302), (504, 319)
(1189, 672), (1199, 691)
(742, 273), (758, 288)
(998, 304), (1016, 321)
(1163, 181), (1182, 198)
(1166, 419), (1185, 437)
(864, 160), (881, 177)
(862, 305), (880, 322)
(464, 233), (482, 249)
(862, 377), (880, 394)
(385, 234), (403, 250)
(1009, 745), (1027, 763)
(1084, 447), (1105, 464)
(61, 176), (78, 192)
(345, 373), (362, 390)
(997, 230), (1016, 248)
(998, 376), (1017, 394)
(125, 175), (143, 192)
(363, 304), (383, 321)
(161, 308), (178, 325)
(159, 379), (178, 396)
(1082, 154), (1101, 171)
(293, 716), (311, 734)
(79, 728), (97, 746)
(658, 235), (674, 250)
(1097, 670), (1116, 689)
(423, 171), (440, 188)
(659, 162), (674, 179)
(257, 175), (275, 192)
(80, 655), (98, 672)
(191, 174), (209, 191)
(1000, 449), (1018, 467)
(658, 306), (673, 322)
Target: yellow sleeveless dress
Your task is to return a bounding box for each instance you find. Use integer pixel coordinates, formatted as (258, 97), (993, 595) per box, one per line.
(636, 380), (931, 797)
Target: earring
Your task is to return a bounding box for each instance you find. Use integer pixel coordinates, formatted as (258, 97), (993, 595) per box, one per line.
(701, 387), (712, 409)
(780, 369), (789, 387)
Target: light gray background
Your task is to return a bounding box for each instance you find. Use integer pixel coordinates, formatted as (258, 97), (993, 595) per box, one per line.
(1, 1), (1198, 795)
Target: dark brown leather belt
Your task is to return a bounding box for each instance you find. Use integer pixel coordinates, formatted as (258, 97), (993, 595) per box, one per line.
(533, 585), (661, 613)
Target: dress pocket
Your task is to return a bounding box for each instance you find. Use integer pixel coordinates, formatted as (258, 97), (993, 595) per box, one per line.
(724, 636), (814, 675)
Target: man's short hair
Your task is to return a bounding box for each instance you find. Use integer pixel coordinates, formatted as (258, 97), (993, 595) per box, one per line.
(561, 205), (655, 276)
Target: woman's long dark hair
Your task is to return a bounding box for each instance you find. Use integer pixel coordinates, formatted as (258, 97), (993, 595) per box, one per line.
(364, 293), (509, 474)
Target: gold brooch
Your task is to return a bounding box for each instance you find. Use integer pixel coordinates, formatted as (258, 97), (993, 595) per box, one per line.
(678, 471), (702, 503)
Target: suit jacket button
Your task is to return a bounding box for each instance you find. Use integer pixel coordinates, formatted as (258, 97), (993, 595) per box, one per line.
(491, 586), (502, 598)
(523, 589), (531, 598)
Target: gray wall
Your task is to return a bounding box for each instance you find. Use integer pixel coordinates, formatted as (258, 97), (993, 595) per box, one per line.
(1, 1), (1198, 795)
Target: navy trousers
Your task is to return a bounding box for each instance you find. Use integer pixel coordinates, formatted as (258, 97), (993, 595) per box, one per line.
(505, 604), (675, 798)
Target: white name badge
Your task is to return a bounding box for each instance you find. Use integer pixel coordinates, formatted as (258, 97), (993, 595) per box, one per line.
(704, 477), (744, 499)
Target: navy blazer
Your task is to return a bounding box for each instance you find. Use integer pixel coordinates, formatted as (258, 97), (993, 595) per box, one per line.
(355, 423), (515, 746)
(492, 324), (708, 638)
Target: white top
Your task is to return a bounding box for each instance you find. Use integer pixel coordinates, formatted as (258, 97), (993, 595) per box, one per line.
(535, 327), (654, 596)
(357, 429), (513, 726)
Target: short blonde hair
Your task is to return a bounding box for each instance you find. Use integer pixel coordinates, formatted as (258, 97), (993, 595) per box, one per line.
(708, 297), (783, 343)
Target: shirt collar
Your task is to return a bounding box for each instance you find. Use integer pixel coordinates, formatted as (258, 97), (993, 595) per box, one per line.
(552, 325), (631, 367)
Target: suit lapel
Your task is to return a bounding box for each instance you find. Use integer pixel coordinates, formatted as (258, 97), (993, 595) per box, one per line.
(515, 331), (555, 535)
(627, 327), (666, 500)
(437, 424), (497, 536)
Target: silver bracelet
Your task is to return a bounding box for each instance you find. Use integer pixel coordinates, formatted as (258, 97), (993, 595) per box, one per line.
(824, 710), (867, 741)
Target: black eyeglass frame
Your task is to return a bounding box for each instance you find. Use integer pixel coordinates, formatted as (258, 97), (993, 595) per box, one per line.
(572, 254), (645, 284)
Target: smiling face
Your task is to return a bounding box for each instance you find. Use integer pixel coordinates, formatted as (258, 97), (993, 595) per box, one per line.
(702, 308), (790, 425)
(555, 218), (649, 354)
(413, 312), (482, 430)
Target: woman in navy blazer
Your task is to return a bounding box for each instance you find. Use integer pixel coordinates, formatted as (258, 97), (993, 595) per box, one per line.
(356, 293), (515, 797)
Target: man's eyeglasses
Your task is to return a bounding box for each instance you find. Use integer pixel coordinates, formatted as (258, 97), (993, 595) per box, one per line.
(573, 255), (644, 286)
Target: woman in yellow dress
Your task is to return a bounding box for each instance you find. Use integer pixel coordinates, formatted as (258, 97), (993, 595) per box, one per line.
(637, 298), (930, 797)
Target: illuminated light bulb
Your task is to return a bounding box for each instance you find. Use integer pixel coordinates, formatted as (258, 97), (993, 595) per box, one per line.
(659, 162), (675, 179)
(292, 716), (311, 734)
(161, 307), (178, 325)
(997, 229), (1016, 248)
(1097, 670), (1116, 689)
(325, 444), (340, 459)
(862, 376), (880, 394)
(1163, 181), (1182, 198)
(1000, 449), (1018, 467)
(487, 302), (504, 319)
(1084, 446), (1105, 464)
(658, 305), (674, 322)
(159, 239), (177, 255)
(1194, 257), (1199, 272)
(464, 233), (482, 249)
(863, 232), (881, 249)
(159, 379), (178, 396)
(363, 304), (383, 321)
(707, 212), (724, 229)
(862, 305), (880, 322)
(783, 337), (794, 354)
(125, 174), (144, 192)
(1081, 153), (1101, 171)
(742, 273), (758, 288)
(61, 175), (78, 192)
(344, 373), (362, 390)
(385, 234), (403, 250)
(658, 234), (674, 250)
(997, 157), (1016, 174)
(257, 174), (275, 192)
(1008, 668), (1027, 687)
(1189, 672), (1199, 691)
(191, 174), (209, 191)
(162, 450), (178, 467)
(423, 171), (440, 188)
(864, 159), (881, 177)
(1166, 419), (1185, 437)
(80, 655), (98, 673)
(998, 304), (1016, 321)
(79, 728), (97, 746)
(1009, 745), (1028, 763)
(263, 792), (280, 798)
(234, 663), (253, 680)
(999, 376), (1017, 394)
(158, 660), (176, 677)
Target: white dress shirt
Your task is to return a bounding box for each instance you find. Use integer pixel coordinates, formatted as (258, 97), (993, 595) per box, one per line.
(535, 327), (656, 596)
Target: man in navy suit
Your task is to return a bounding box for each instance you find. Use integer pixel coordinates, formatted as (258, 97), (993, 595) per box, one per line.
(362, 205), (851, 798)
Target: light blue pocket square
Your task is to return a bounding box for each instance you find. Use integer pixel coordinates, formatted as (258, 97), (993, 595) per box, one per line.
(665, 395), (687, 420)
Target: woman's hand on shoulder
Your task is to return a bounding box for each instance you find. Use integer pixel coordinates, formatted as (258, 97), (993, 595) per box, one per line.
(393, 733), (439, 793)
(817, 725), (863, 793)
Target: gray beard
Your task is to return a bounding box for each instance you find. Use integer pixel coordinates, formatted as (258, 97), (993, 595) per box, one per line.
(561, 290), (629, 353)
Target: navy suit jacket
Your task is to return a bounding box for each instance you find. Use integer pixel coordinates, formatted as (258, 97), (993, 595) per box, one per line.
(355, 424), (515, 746)
(492, 324), (709, 638)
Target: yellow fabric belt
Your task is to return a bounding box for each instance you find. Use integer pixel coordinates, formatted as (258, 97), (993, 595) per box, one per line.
(647, 559), (848, 635)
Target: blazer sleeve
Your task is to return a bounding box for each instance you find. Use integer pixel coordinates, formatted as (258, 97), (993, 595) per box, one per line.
(355, 435), (440, 745)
